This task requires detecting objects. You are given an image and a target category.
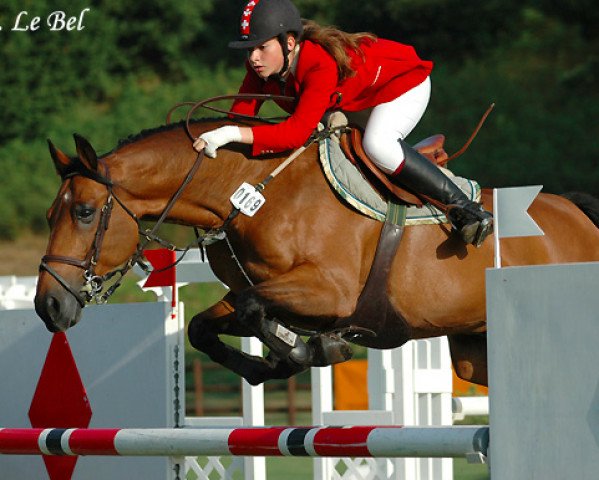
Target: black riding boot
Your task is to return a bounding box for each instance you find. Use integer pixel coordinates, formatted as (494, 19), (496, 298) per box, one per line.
(393, 139), (493, 246)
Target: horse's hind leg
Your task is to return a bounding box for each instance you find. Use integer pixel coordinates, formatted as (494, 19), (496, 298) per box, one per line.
(188, 292), (306, 385)
(447, 333), (488, 386)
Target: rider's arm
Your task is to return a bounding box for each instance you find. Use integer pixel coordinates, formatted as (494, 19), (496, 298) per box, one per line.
(194, 42), (338, 157)
(249, 43), (338, 156)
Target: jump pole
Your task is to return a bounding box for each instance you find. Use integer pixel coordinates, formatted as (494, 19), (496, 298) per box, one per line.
(0, 426), (488, 459)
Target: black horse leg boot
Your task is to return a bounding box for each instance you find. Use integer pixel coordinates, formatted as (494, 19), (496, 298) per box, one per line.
(392, 139), (493, 246)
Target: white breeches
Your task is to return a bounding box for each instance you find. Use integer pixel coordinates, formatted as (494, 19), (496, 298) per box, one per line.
(360, 76), (431, 174)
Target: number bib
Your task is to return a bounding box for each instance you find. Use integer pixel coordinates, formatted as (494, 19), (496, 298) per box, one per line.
(230, 182), (266, 217)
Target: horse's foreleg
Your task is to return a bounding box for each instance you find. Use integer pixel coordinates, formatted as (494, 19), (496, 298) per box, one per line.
(187, 292), (305, 385)
(234, 294), (314, 365)
(447, 333), (488, 386)
(236, 266), (354, 370)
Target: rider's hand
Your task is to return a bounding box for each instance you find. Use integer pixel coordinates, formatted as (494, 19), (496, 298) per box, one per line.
(192, 137), (206, 153)
(193, 126), (242, 158)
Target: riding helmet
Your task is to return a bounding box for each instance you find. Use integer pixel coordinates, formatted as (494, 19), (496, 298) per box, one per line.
(229, 0), (303, 49)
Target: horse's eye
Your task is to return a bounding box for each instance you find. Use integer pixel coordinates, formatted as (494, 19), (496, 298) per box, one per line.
(74, 204), (96, 224)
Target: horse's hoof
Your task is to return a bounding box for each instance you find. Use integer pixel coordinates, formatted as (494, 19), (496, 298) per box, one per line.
(307, 333), (353, 367)
(245, 374), (265, 386)
(288, 341), (313, 366)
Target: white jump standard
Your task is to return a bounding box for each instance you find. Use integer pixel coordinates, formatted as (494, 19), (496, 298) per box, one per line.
(0, 426), (489, 459)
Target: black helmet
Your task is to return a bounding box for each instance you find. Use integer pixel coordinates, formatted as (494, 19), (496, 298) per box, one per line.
(229, 0), (303, 49)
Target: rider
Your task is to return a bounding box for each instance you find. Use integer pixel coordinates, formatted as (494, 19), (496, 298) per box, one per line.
(193, 0), (493, 246)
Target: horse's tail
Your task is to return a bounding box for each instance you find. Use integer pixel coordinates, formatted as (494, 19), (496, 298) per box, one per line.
(561, 192), (599, 228)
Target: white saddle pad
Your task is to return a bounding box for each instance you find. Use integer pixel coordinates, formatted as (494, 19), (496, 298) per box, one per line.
(318, 137), (481, 224)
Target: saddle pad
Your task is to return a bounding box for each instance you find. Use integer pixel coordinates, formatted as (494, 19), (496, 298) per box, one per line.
(319, 137), (481, 224)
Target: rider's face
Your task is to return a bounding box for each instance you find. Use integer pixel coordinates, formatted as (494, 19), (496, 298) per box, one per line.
(247, 37), (286, 79)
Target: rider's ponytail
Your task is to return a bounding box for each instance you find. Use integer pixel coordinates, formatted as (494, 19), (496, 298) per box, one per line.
(300, 20), (377, 81)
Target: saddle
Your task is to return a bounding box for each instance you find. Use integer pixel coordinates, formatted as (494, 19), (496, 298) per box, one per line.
(331, 129), (451, 338)
(339, 128), (449, 210)
(320, 109), (492, 338)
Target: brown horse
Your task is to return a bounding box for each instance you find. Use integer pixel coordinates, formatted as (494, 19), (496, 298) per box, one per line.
(35, 119), (599, 386)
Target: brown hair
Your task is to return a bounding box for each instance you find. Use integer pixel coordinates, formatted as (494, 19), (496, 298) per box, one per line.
(299, 20), (377, 81)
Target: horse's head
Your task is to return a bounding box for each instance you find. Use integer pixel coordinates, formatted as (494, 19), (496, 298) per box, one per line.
(35, 134), (139, 332)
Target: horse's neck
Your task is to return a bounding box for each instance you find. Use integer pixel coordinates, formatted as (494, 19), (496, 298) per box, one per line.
(110, 126), (286, 228)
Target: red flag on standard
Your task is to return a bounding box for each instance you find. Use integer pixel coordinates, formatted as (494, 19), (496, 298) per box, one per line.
(143, 249), (177, 288)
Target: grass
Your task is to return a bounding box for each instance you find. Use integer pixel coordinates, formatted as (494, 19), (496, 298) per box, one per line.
(188, 450), (489, 479)
(187, 456), (489, 479)
(0, 233), (48, 276)
(268, 457), (489, 479)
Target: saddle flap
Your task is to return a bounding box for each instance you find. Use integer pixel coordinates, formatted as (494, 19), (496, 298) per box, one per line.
(319, 134), (482, 224)
(343, 129), (423, 207)
(340, 128), (450, 209)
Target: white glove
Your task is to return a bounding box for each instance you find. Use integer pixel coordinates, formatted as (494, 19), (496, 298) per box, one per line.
(198, 126), (242, 158)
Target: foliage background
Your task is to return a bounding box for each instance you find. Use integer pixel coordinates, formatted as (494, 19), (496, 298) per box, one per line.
(0, 0), (597, 240)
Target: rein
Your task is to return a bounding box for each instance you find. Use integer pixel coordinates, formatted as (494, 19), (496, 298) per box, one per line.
(167, 93), (298, 133)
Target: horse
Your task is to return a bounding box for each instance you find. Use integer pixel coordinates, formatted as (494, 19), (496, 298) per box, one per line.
(34, 118), (599, 386)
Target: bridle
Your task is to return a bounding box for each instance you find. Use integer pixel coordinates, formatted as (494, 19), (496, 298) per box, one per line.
(40, 150), (207, 308)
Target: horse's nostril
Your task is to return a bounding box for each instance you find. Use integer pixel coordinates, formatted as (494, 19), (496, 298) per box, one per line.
(46, 295), (61, 319)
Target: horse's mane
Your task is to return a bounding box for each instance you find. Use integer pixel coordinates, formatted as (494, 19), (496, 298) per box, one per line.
(115, 117), (227, 150)
(562, 192), (599, 228)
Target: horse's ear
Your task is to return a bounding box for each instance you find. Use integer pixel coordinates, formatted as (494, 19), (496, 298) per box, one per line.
(73, 133), (98, 171)
(47, 139), (72, 178)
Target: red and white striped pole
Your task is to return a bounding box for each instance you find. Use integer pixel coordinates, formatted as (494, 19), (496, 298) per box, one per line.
(0, 426), (488, 458)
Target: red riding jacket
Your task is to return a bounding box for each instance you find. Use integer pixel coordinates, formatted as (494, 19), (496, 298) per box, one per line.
(231, 38), (433, 156)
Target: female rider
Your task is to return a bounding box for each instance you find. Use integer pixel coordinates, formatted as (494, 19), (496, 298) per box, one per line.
(193, 0), (493, 246)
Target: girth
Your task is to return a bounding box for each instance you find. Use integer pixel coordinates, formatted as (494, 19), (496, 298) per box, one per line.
(343, 201), (408, 339)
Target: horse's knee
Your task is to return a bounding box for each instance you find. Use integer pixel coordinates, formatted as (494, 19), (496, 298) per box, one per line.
(188, 298), (239, 350)
(235, 292), (266, 326)
(188, 315), (213, 351)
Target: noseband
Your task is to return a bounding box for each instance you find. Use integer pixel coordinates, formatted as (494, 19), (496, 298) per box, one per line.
(40, 151), (206, 308)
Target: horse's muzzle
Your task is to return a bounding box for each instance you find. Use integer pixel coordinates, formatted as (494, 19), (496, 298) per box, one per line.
(34, 288), (83, 333)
